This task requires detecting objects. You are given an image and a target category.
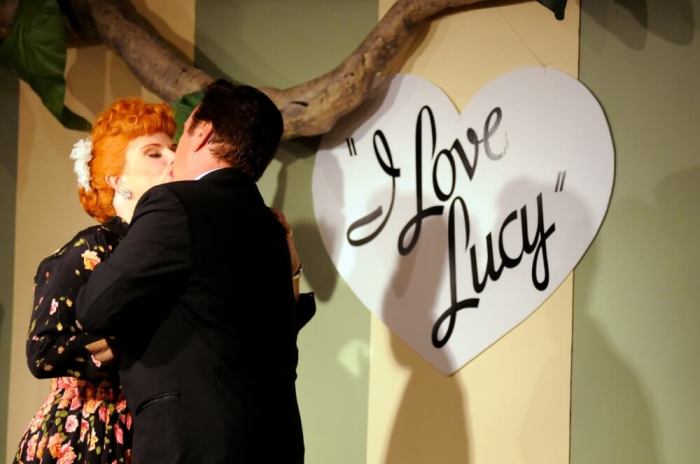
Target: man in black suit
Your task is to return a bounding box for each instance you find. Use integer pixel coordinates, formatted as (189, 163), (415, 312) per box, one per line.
(76, 81), (314, 463)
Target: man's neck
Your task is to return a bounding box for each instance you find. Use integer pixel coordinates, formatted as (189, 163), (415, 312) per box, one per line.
(195, 167), (227, 180)
(182, 158), (231, 181)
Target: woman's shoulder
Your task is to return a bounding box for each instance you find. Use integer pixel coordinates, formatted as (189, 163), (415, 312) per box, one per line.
(60, 223), (115, 253)
(36, 222), (122, 272)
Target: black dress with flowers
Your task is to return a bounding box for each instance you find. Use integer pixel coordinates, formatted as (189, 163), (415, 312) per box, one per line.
(14, 218), (133, 464)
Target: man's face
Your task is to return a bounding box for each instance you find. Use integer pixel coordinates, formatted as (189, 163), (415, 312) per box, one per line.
(174, 111), (198, 180)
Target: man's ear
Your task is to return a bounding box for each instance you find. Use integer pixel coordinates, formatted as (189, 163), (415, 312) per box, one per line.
(194, 120), (214, 152)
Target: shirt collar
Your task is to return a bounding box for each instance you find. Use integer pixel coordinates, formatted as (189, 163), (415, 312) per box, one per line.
(195, 167), (227, 181)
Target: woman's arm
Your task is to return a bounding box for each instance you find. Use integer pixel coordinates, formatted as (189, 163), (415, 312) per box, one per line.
(26, 234), (115, 380)
(270, 208), (316, 330)
(270, 208), (302, 303)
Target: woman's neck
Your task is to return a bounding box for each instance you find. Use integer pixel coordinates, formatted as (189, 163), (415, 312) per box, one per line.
(111, 195), (136, 224)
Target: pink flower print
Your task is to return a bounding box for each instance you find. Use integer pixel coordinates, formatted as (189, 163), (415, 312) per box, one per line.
(98, 404), (108, 423)
(80, 419), (89, 441)
(65, 414), (79, 433)
(116, 398), (127, 413)
(115, 422), (124, 445)
(49, 298), (59, 315)
(56, 377), (74, 390)
(25, 433), (38, 461)
(48, 432), (63, 458)
(81, 250), (101, 271)
(126, 413), (133, 430)
(88, 432), (98, 451)
(58, 397), (71, 410)
(70, 394), (82, 411)
(57, 443), (77, 464)
(84, 398), (102, 415)
(37, 435), (48, 460)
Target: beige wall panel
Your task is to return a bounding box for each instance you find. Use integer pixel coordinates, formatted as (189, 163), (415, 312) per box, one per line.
(367, 1), (580, 463)
(5, 2), (194, 461)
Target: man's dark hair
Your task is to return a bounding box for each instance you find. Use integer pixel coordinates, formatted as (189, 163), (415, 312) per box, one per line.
(190, 79), (283, 181)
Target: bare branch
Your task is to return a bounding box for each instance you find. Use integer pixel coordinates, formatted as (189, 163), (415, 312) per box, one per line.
(83, 0), (495, 139)
(4, 0), (501, 139)
(85, 0), (212, 101)
(265, 0), (492, 139)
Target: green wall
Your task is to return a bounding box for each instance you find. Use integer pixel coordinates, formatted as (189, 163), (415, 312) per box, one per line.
(195, 2), (376, 462)
(0, 69), (18, 462)
(572, 1), (700, 463)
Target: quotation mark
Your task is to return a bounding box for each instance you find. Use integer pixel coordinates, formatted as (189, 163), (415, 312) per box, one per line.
(555, 171), (567, 192)
(346, 137), (357, 157)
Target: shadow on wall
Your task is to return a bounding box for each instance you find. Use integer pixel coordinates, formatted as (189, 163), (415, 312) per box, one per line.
(271, 140), (370, 463)
(573, 166), (700, 464)
(66, 46), (145, 117)
(571, 209), (659, 464)
(379, 191), (470, 464)
(272, 136), (340, 302)
(581, 0), (697, 49)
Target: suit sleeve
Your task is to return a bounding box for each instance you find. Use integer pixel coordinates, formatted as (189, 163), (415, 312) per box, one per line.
(76, 185), (192, 335)
(296, 292), (316, 331)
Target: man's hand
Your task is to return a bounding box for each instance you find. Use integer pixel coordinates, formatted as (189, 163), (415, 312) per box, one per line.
(85, 338), (116, 367)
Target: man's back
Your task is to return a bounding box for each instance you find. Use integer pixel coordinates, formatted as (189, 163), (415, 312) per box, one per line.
(78, 168), (305, 463)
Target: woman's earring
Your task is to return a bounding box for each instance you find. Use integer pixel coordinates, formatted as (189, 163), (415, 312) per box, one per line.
(117, 187), (133, 200)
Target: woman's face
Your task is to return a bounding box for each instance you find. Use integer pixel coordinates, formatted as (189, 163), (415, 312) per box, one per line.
(120, 132), (175, 199)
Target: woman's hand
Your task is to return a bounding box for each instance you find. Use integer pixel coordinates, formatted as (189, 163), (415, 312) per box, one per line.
(270, 208), (301, 275)
(85, 338), (116, 367)
(271, 208), (302, 304)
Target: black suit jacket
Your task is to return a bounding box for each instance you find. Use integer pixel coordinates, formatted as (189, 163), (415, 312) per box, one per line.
(76, 168), (314, 463)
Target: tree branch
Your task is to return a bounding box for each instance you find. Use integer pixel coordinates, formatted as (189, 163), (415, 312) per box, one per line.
(84, 0), (496, 139)
(3, 0), (504, 139)
(86, 0), (212, 101)
(262, 0), (492, 138)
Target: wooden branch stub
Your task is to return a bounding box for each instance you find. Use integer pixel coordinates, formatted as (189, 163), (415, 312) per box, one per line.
(263, 0), (490, 139)
(86, 0), (212, 101)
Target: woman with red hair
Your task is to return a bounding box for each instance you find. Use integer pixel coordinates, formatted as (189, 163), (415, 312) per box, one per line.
(13, 98), (176, 463)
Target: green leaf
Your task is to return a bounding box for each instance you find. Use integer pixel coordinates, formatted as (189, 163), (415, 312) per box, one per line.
(537, 0), (567, 20)
(171, 89), (205, 143)
(0, 0), (90, 130)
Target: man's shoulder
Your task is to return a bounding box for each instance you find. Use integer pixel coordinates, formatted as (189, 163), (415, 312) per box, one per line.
(131, 183), (189, 221)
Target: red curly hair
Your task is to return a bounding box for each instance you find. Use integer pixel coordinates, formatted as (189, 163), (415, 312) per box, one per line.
(78, 99), (176, 223)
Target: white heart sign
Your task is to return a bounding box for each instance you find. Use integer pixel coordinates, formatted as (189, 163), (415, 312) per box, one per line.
(312, 68), (614, 375)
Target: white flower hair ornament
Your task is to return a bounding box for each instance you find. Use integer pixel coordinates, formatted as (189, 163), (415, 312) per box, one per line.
(69, 137), (93, 192)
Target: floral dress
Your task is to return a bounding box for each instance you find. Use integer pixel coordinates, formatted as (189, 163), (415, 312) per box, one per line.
(14, 218), (133, 464)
